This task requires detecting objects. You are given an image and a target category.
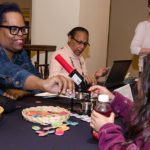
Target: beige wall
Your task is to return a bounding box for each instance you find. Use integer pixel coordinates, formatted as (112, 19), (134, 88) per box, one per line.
(31, 0), (110, 74)
(31, 0), (80, 64)
(79, 0), (110, 73)
(31, 0), (80, 47)
(107, 0), (147, 76)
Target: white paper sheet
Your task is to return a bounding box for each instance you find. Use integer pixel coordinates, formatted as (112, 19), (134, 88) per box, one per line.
(114, 84), (133, 101)
(35, 92), (70, 98)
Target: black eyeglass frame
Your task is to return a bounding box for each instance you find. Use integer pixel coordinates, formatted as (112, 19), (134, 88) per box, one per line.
(0, 25), (29, 35)
(72, 37), (90, 47)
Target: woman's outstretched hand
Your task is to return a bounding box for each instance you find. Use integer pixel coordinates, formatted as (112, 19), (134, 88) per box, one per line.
(88, 85), (115, 100)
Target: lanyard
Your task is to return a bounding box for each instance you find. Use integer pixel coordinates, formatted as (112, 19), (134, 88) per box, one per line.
(69, 57), (84, 76)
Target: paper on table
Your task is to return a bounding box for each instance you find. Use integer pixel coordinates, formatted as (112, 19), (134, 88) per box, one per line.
(35, 92), (57, 97)
(35, 92), (69, 98)
(114, 84), (133, 101)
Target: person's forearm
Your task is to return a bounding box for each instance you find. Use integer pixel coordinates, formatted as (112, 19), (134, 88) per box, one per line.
(139, 48), (150, 55)
(23, 75), (44, 91)
(99, 123), (142, 150)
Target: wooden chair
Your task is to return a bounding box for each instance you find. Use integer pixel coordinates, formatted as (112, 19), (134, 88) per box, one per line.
(24, 44), (56, 79)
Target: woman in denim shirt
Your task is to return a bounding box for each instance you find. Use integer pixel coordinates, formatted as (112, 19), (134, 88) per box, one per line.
(0, 3), (74, 97)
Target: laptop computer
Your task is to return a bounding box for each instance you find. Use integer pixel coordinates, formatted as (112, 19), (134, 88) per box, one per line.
(100, 60), (132, 89)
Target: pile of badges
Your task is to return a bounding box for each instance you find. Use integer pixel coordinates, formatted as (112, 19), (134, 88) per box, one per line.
(32, 120), (79, 137)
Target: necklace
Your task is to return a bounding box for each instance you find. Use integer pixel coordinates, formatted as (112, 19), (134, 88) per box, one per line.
(69, 57), (84, 76)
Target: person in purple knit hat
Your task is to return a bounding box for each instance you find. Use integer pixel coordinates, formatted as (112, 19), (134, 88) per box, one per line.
(89, 54), (150, 149)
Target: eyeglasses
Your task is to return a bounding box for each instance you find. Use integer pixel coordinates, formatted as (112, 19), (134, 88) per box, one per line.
(72, 37), (90, 47)
(0, 25), (29, 35)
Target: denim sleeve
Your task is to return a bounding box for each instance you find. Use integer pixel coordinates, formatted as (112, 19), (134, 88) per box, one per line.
(20, 50), (42, 78)
(0, 58), (33, 89)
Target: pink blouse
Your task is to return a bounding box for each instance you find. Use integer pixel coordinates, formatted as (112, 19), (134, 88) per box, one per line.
(49, 45), (87, 78)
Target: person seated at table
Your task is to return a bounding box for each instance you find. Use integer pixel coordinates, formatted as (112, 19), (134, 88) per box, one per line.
(89, 54), (150, 149)
(49, 26), (108, 86)
(0, 2), (74, 99)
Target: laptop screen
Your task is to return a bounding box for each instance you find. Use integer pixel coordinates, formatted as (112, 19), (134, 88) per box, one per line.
(104, 60), (132, 88)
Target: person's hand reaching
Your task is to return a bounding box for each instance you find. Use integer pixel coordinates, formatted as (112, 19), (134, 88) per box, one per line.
(88, 85), (115, 100)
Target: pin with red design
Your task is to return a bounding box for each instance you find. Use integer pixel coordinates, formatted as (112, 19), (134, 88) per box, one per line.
(55, 128), (64, 136)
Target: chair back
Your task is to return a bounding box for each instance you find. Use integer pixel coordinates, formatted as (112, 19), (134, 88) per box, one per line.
(24, 44), (56, 79)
